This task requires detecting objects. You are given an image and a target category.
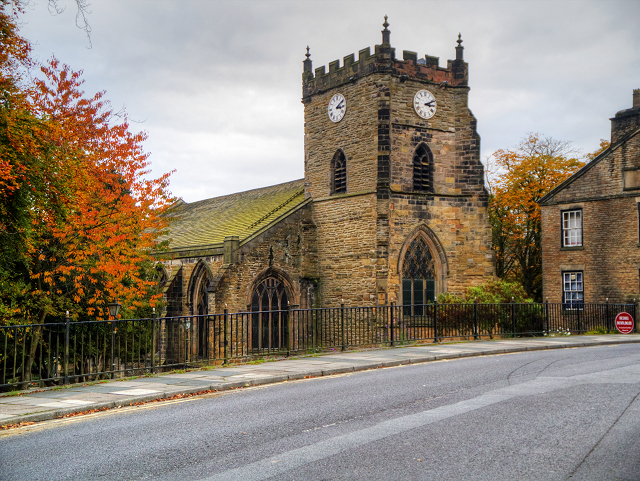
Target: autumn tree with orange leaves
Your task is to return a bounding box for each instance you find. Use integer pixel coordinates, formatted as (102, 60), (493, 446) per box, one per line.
(0, 3), (173, 325)
(487, 134), (608, 301)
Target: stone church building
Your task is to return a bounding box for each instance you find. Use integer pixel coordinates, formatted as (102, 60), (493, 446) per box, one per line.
(158, 20), (494, 333)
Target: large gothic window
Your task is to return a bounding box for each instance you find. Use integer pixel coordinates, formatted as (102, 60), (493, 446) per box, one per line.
(251, 277), (289, 351)
(331, 150), (347, 194)
(413, 143), (434, 193)
(402, 237), (436, 315)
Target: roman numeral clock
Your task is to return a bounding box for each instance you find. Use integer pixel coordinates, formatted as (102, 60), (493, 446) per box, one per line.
(413, 89), (437, 120)
(328, 93), (346, 123)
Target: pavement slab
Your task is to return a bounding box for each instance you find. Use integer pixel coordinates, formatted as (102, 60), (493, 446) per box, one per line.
(0, 334), (639, 427)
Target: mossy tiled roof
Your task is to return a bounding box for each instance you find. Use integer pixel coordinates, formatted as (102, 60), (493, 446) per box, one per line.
(163, 179), (306, 251)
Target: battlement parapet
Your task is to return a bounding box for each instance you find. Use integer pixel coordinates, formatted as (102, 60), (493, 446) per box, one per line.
(302, 43), (393, 98)
(303, 34), (468, 99)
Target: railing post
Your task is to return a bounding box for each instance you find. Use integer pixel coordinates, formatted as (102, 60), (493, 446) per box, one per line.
(287, 305), (296, 356)
(64, 311), (70, 385)
(389, 302), (395, 347)
(605, 298), (610, 333)
(545, 299), (550, 335)
(313, 309), (318, 349)
(151, 308), (156, 374)
(473, 298), (479, 340)
(341, 301), (346, 351)
(434, 300), (439, 343)
(577, 301), (582, 334)
(184, 318), (190, 370)
(223, 308), (229, 365)
(511, 297), (516, 337)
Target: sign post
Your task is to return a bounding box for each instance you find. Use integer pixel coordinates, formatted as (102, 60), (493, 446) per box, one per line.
(615, 312), (634, 334)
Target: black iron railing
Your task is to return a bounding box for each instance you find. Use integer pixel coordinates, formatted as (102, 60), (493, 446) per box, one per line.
(0, 301), (635, 390)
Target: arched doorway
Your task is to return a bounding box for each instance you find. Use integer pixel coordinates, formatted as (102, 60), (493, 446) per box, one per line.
(250, 276), (289, 351)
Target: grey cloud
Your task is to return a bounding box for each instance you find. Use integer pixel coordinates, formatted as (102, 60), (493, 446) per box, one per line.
(17, 0), (640, 201)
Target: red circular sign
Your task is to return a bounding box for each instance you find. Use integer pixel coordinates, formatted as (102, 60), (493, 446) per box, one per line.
(615, 312), (635, 334)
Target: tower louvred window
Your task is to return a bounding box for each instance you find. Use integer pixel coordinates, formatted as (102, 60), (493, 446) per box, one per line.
(331, 150), (346, 194)
(413, 143), (434, 193)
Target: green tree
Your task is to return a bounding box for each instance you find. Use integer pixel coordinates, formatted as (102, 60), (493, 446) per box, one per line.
(0, 3), (173, 325)
(486, 134), (586, 301)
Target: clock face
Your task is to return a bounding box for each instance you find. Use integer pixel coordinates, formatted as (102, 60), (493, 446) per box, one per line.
(413, 90), (437, 120)
(328, 93), (346, 123)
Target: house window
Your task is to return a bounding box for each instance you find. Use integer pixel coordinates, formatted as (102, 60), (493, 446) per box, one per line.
(562, 209), (582, 247)
(562, 271), (584, 309)
(331, 150), (346, 194)
(413, 143), (434, 193)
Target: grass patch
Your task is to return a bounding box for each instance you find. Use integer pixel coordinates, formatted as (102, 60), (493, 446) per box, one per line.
(585, 327), (610, 335)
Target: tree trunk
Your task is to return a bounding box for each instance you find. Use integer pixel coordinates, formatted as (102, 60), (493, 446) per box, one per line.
(19, 311), (46, 389)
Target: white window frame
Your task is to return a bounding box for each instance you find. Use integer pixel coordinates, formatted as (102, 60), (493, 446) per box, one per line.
(562, 271), (584, 309)
(562, 209), (582, 247)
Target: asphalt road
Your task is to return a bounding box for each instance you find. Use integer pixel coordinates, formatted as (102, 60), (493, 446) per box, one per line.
(1, 344), (640, 481)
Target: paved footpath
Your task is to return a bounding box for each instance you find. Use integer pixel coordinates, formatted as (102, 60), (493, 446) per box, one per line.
(1, 334), (639, 427)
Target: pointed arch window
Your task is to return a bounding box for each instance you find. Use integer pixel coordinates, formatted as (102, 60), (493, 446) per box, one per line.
(251, 276), (289, 351)
(413, 143), (434, 193)
(331, 150), (347, 194)
(188, 262), (211, 359)
(402, 237), (436, 315)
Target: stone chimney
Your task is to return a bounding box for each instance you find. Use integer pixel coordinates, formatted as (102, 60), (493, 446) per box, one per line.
(611, 89), (640, 144)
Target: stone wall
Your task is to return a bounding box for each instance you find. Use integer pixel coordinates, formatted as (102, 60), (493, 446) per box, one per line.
(216, 204), (317, 312)
(304, 73), (384, 199)
(303, 38), (493, 307)
(541, 196), (640, 303)
(162, 204), (317, 315)
(385, 74), (492, 301)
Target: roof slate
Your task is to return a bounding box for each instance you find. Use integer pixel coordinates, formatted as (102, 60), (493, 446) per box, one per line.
(162, 179), (306, 250)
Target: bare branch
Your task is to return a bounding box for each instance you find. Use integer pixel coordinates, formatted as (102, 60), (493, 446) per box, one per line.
(46, 0), (92, 48)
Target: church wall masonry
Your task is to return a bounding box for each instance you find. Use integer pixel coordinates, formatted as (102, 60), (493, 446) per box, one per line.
(385, 74), (492, 300)
(302, 20), (494, 307)
(160, 203), (317, 316)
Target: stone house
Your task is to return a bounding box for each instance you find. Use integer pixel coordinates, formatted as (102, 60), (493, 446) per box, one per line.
(157, 20), (495, 351)
(539, 90), (640, 304)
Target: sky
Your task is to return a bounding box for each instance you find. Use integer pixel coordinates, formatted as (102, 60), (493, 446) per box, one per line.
(15, 0), (640, 202)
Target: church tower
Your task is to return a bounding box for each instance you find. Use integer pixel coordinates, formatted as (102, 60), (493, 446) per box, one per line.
(302, 18), (494, 308)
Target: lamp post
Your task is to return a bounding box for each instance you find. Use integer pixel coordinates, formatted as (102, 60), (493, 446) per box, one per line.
(107, 301), (121, 320)
(107, 300), (121, 379)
